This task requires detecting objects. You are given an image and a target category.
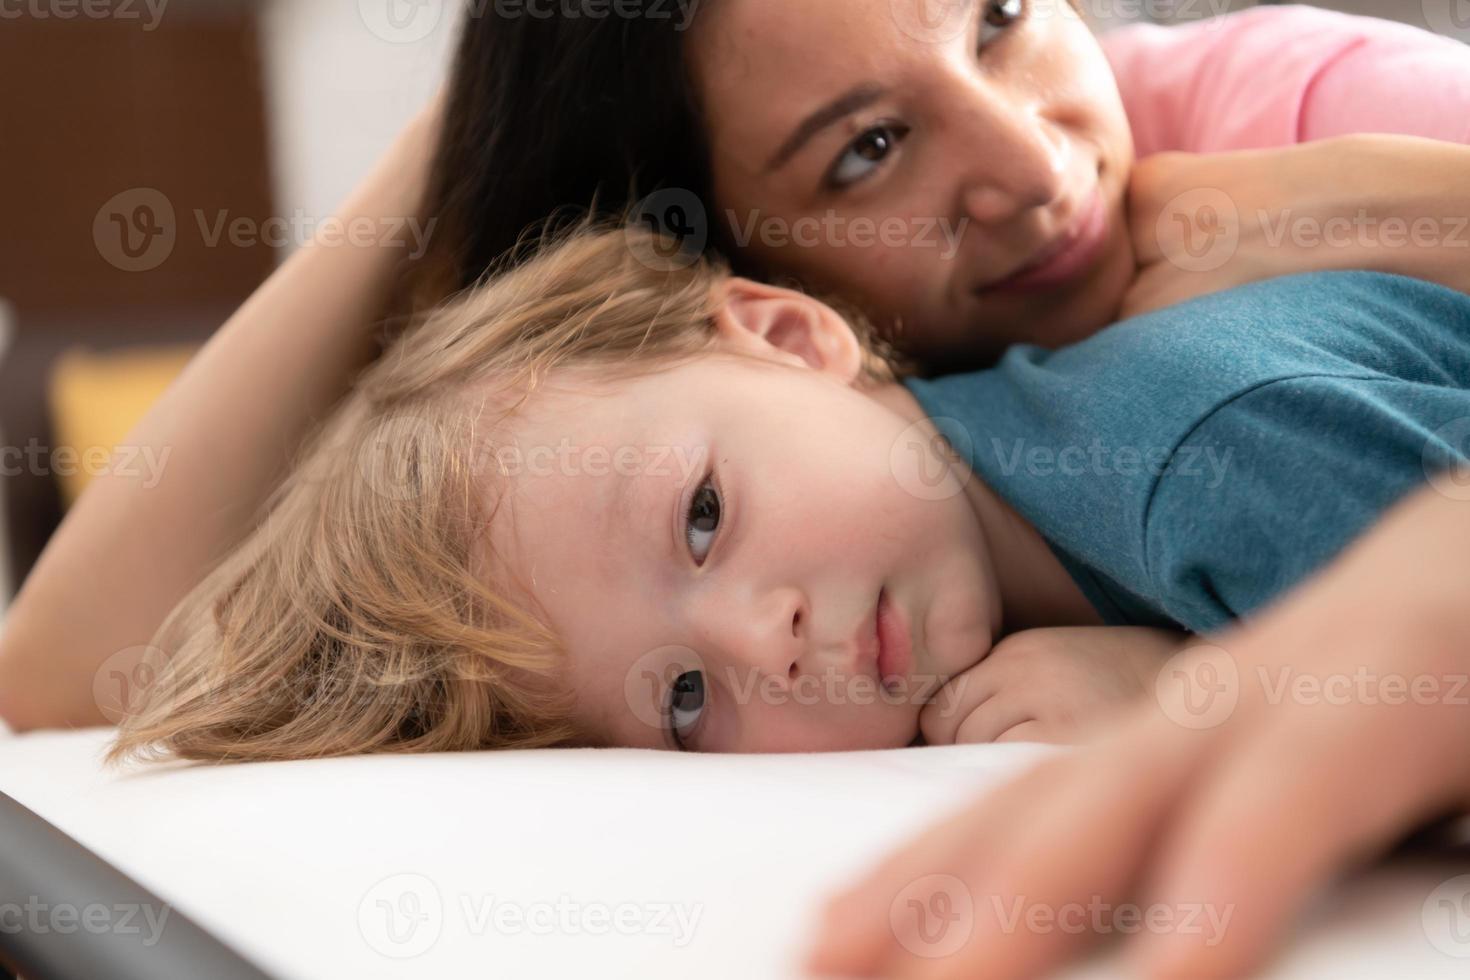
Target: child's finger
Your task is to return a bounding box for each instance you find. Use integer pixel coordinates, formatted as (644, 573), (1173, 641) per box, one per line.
(993, 719), (1045, 743)
(951, 694), (1033, 745)
(918, 671), (998, 747)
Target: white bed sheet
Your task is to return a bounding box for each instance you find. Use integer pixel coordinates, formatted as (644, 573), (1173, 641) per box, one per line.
(1, 729), (1467, 979)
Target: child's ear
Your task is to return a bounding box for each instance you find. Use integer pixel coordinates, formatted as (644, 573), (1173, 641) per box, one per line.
(712, 277), (863, 383)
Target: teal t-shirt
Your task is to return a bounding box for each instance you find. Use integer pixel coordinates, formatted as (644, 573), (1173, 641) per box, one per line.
(903, 271), (1470, 634)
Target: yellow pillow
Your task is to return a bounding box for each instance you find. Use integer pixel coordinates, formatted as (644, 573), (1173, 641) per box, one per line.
(47, 345), (198, 507)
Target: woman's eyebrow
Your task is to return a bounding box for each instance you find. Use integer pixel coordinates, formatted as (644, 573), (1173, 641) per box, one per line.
(764, 83), (888, 173)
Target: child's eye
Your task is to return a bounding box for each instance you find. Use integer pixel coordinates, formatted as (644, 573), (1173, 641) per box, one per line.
(685, 476), (721, 565)
(665, 670), (706, 750)
(826, 122), (911, 190)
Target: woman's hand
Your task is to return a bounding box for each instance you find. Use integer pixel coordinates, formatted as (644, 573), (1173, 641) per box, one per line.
(919, 627), (1185, 746)
(1124, 134), (1470, 319)
(806, 485), (1470, 979)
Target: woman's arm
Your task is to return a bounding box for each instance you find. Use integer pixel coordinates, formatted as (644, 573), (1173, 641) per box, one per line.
(0, 104), (441, 732)
(1125, 134), (1470, 317)
(806, 482), (1470, 979)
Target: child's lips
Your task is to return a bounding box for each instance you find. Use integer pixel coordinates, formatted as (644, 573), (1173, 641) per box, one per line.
(876, 587), (912, 692)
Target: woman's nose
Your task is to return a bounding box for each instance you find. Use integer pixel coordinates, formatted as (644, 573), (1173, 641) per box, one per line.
(955, 99), (1070, 227)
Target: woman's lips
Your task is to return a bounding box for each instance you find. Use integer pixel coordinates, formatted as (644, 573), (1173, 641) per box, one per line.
(876, 588), (912, 692)
(977, 188), (1110, 295)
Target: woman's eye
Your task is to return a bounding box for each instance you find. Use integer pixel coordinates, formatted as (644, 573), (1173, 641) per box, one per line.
(826, 122), (911, 190)
(666, 670), (706, 749)
(684, 477), (721, 565)
(981, 0), (1024, 40)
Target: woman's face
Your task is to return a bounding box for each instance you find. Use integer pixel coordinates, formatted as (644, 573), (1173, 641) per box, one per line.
(688, 0), (1136, 367)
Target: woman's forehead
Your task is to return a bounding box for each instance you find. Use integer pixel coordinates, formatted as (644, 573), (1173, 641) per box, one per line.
(688, 0), (965, 168)
(691, 0), (940, 101)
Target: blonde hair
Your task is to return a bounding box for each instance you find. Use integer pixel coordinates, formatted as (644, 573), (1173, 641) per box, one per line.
(109, 224), (907, 764)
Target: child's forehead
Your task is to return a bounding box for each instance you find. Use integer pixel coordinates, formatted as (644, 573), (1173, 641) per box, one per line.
(495, 354), (740, 419)
(474, 350), (808, 462)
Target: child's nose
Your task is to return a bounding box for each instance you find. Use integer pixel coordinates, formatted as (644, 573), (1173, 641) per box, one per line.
(712, 584), (808, 685)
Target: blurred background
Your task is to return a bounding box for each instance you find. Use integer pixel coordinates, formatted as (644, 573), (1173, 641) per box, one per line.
(0, 0), (1465, 602)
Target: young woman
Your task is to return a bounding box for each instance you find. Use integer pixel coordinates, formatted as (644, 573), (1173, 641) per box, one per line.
(2, 3), (1469, 975)
(410, 1), (1470, 366)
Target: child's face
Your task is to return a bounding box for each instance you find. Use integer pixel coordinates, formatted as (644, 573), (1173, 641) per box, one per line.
(482, 284), (1000, 752)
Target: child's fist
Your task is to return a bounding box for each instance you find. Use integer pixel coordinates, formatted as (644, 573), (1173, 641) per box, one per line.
(919, 626), (1186, 746)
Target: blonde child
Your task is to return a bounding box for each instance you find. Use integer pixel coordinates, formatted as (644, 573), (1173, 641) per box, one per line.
(104, 224), (1470, 762)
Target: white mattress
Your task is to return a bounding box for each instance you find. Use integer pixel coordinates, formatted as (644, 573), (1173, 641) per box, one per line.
(1, 729), (1467, 978)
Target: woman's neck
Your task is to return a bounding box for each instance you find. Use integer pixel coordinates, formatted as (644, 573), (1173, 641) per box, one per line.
(864, 378), (1104, 635)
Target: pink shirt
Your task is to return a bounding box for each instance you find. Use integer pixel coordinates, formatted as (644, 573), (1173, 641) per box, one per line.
(1100, 4), (1470, 157)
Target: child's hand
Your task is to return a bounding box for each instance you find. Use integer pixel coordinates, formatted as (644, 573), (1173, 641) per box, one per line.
(919, 627), (1185, 746)
(807, 486), (1470, 980)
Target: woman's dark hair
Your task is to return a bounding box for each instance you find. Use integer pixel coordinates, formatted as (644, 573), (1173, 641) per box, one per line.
(405, 5), (717, 314)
